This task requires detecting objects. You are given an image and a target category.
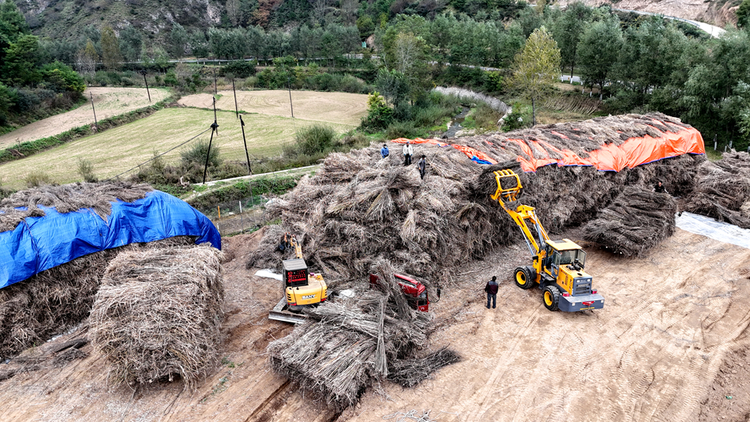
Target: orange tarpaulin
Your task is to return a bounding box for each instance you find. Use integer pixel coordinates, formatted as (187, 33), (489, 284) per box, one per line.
(390, 125), (705, 172)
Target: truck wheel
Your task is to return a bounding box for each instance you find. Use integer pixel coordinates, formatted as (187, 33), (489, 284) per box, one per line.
(514, 266), (535, 290)
(543, 285), (560, 311)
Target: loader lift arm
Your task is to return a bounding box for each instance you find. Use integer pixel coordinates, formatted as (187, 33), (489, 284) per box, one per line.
(490, 170), (550, 258)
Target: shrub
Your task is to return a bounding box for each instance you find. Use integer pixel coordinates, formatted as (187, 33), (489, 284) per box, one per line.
(386, 121), (418, 139)
(181, 140), (222, 168)
(501, 104), (530, 132)
(163, 70), (178, 86)
(77, 158), (98, 182)
(40, 62), (86, 94)
(25, 171), (55, 188)
(220, 60), (256, 78)
(473, 103), (502, 131)
(360, 91), (395, 133)
(294, 125), (337, 156)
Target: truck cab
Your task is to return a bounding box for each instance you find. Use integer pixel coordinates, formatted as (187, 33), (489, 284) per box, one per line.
(369, 273), (430, 312)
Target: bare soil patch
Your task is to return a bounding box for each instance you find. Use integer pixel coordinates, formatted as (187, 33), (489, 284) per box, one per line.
(178, 90), (368, 126)
(0, 87), (170, 149)
(1, 228), (749, 421)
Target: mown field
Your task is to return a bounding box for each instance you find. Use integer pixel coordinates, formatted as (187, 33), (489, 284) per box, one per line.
(0, 87), (172, 149)
(0, 107), (355, 190)
(177, 90), (368, 126)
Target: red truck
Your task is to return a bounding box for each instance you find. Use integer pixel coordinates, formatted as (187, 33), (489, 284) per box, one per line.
(369, 273), (430, 312)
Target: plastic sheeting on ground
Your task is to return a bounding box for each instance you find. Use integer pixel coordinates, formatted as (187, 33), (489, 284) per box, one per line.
(0, 190), (220, 289)
(391, 125), (705, 172)
(676, 212), (750, 250)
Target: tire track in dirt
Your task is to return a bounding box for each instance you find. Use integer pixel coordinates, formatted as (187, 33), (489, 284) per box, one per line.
(461, 306), (543, 421)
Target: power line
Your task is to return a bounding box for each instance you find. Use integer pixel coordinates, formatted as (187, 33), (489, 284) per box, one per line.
(105, 127), (212, 182)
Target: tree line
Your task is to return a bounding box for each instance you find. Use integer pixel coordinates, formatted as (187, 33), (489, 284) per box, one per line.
(3, 0), (750, 148)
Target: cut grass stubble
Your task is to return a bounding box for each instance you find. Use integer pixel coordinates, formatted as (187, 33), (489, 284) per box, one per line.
(0, 108), (354, 190)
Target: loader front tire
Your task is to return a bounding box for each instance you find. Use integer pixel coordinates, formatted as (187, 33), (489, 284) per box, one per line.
(514, 266), (536, 290)
(543, 285), (561, 311)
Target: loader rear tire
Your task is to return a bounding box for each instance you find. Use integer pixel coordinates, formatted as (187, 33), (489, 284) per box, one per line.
(514, 266), (536, 290)
(543, 285), (561, 311)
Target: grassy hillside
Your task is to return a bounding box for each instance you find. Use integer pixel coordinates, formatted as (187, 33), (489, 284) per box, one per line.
(19, 0), (223, 42)
(0, 107), (354, 190)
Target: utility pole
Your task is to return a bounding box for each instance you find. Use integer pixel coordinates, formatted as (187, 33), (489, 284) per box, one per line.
(203, 96), (219, 184)
(213, 68), (217, 95)
(140, 69), (151, 103)
(90, 92), (98, 131)
(232, 76), (239, 118)
(240, 115), (251, 174)
(287, 75), (294, 118)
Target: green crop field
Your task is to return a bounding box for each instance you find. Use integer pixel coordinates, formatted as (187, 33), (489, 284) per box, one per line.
(0, 107), (354, 190)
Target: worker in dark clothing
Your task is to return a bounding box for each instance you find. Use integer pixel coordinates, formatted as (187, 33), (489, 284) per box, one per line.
(417, 155), (426, 179)
(485, 276), (499, 309)
(654, 180), (667, 193)
(381, 144), (389, 159)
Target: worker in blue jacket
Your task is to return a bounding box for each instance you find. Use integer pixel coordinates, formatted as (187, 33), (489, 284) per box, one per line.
(381, 144), (389, 159)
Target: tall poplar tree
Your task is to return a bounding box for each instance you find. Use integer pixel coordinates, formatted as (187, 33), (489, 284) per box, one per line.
(100, 26), (122, 70)
(508, 26), (561, 125)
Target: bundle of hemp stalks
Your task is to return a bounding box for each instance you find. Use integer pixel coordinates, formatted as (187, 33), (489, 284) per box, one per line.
(267, 262), (459, 411)
(248, 113), (704, 283)
(583, 186), (677, 257)
(90, 244), (224, 388)
(0, 181), (164, 362)
(0, 181), (152, 232)
(682, 151), (750, 228)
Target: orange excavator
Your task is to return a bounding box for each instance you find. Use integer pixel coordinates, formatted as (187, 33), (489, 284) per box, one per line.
(491, 169), (604, 312)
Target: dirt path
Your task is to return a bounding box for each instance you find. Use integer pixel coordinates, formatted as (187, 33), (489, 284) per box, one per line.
(0, 87), (171, 149)
(1, 228), (749, 421)
(344, 230), (750, 421)
(177, 90), (367, 126)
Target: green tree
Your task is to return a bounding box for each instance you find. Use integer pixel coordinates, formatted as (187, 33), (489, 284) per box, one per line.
(577, 17), (623, 100)
(76, 39), (98, 75)
(170, 23), (189, 58)
(100, 25), (122, 70)
(40, 61), (85, 94)
(552, 2), (592, 79)
(0, 0), (29, 64)
(2, 34), (42, 85)
(119, 26), (143, 62)
(738, 0), (750, 29)
(508, 26), (561, 125)
(375, 68), (410, 106)
(189, 29), (209, 58)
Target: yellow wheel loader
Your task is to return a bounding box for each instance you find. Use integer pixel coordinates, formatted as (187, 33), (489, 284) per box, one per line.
(491, 170), (604, 312)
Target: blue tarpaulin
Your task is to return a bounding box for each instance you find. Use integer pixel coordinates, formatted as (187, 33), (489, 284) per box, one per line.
(0, 190), (220, 289)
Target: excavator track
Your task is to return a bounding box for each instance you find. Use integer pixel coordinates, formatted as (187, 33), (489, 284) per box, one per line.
(268, 297), (308, 324)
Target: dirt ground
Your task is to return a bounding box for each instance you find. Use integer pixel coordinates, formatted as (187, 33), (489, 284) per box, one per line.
(177, 90), (368, 126)
(0, 87), (171, 149)
(1, 228), (750, 422)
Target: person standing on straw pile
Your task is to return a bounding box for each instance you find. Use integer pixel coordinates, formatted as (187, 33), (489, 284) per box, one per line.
(485, 276), (499, 309)
(403, 141), (413, 166)
(418, 155), (427, 180)
(381, 144), (390, 159)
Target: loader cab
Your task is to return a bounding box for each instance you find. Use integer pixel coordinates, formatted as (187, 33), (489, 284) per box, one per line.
(544, 239), (586, 278)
